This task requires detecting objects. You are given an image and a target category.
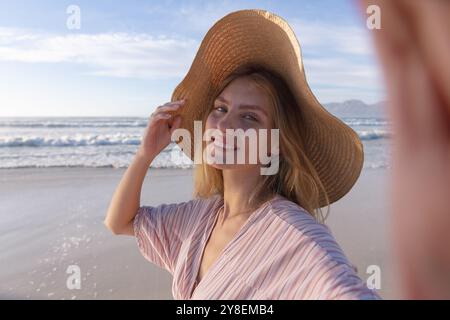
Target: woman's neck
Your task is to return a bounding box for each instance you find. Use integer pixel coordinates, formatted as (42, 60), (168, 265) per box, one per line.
(221, 167), (268, 221)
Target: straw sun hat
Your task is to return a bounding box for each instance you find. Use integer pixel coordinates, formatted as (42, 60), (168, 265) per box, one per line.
(170, 9), (364, 207)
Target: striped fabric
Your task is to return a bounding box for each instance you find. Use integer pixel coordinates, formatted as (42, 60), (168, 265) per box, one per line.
(133, 194), (380, 300)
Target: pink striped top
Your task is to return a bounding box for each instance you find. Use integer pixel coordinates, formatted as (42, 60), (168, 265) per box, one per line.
(133, 194), (380, 300)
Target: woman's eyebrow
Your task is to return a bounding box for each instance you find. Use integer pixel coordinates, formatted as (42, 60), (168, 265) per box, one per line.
(215, 96), (268, 117)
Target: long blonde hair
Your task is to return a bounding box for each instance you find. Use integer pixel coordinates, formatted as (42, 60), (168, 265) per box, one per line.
(193, 64), (330, 222)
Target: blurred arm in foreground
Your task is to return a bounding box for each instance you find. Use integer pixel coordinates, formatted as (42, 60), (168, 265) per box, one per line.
(358, 0), (450, 299)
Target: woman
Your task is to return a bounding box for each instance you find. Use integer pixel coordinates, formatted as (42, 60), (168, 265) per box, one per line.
(104, 9), (380, 300)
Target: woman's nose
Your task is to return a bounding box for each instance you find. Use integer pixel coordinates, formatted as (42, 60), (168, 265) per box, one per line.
(216, 114), (235, 131)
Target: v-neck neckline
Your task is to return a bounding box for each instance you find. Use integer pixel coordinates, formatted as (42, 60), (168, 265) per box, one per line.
(189, 194), (279, 299)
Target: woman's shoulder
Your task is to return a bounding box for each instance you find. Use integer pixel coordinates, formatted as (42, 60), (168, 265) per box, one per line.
(267, 194), (319, 229)
(168, 194), (221, 210)
(263, 195), (378, 299)
(138, 194), (221, 224)
(191, 193), (223, 209)
(267, 195), (346, 259)
(184, 194), (223, 218)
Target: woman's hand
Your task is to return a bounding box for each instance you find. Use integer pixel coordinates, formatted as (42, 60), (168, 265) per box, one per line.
(359, 0), (450, 299)
(137, 99), (185, 161)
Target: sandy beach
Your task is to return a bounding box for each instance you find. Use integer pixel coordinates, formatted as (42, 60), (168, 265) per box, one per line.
(0, 167), (398, 299)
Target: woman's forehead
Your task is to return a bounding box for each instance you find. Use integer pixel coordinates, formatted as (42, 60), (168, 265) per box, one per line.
(218, 78), (272, 109)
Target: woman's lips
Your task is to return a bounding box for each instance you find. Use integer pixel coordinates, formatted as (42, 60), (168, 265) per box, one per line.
(213, 140), (238, 150)
(210, 137), (238, 150)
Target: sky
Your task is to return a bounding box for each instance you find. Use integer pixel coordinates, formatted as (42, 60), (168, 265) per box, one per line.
(0, 0), (385, 117)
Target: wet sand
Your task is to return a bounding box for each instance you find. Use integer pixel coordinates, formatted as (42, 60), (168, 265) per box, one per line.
(0, 167), (397, 299)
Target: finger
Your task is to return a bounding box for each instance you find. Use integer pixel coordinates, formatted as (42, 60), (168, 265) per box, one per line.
(395, 0), (450, 113)
(159, 100), (186, 110)
(169, 115), (183, 135)
(156, 103), (184, 113)
(151, 106), (180, 120)
(160, 100), (186, 107)
(152, 112), (172, 122)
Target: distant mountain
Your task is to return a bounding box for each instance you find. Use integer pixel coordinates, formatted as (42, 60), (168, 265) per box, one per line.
(323, 99), (386, 118)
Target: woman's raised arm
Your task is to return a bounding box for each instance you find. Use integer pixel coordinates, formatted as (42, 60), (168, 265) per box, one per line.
(358, 0), (450, 299)
(103, 99), (185, 235)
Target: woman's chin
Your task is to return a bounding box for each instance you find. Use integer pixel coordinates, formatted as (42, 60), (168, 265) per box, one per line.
(208, 162), (239, 170)
(204, 145), (259, 169)
(207, 158), (259, 170)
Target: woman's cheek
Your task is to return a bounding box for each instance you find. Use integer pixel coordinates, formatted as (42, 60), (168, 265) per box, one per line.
(205, 115), (216, 130)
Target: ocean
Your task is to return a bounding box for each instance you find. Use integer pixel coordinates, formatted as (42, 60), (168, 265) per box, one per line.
(0, 116), (391, 169)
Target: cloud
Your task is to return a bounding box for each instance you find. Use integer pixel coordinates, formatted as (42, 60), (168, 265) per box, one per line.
(303, 57), (382, 89)
(287, 19), (385, 101)
(0, 27), (199, 78)
(291, 19), (374, 56)
(0, 15), (384, 102)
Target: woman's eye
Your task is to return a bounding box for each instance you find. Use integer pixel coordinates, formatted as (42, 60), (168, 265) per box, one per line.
(214, 106), (226, 112)
(212, 106), (258, 122)
(243, 114), (258, 122)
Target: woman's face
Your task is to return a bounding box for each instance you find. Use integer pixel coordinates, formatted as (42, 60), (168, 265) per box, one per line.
(204, 76), (274, 170)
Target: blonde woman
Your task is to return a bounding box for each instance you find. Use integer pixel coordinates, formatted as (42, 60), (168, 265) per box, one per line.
(104, 10), (380, 300)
